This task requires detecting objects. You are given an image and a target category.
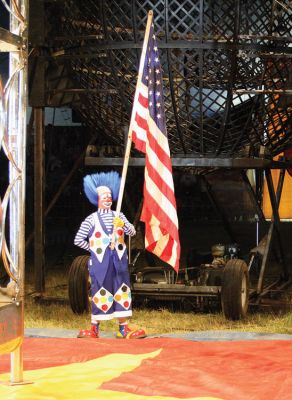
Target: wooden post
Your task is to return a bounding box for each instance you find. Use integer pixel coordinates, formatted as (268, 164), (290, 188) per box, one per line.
(34, 108), (45, 294)
(110, 10), (153, 247)
(116, 10), (153, 215)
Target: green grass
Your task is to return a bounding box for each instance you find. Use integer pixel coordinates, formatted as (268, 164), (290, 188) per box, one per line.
(24, 300), (292, 335)
(24, 269), (292, 335)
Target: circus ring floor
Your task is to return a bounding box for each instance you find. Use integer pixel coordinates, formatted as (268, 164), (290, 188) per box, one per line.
(0, 329), (291, 400)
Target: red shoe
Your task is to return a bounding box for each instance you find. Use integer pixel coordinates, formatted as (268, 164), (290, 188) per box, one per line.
(116, 325), (146, 339)
(77, 325), (99, 339)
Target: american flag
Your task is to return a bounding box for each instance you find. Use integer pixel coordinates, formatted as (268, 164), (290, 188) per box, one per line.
(131, 17), (181, 272)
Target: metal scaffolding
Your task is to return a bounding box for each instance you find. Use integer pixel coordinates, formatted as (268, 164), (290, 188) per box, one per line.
(0, 0), (28, 383)
(35, 0), (292, 157)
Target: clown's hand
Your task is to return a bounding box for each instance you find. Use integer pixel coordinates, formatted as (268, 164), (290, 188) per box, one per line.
(113, 216), (125, 228)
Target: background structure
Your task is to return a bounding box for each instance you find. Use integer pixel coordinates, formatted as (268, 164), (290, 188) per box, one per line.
(3, 0), (292, 295)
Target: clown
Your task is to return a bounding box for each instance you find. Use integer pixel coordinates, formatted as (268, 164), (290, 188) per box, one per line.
(74, 171), (146, 339)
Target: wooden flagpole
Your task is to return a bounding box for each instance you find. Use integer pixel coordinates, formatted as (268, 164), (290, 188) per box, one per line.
(110, 11), (153, 247)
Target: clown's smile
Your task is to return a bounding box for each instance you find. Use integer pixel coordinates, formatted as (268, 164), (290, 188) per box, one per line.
(98, 192), (113, 209)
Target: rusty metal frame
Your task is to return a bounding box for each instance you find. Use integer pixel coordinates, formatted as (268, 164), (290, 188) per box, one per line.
(84, 156), (292, 168)
(85, 152), (290, 301)
(256, 168), (289, 295)
(34, 0), (292, 158)
(130, 165), (291, 305)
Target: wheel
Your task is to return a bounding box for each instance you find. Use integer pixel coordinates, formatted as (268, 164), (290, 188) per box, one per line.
(221, 258), (249, 320)
(68, 255), (90, 314)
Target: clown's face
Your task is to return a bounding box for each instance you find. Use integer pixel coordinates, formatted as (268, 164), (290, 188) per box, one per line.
(98, 191), (112, 209)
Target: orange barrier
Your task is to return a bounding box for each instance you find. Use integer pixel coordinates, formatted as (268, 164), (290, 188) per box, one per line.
(262, 162), (292, 220)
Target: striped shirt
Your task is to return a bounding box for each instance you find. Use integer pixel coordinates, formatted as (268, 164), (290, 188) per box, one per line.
(74, 208), (136, 252)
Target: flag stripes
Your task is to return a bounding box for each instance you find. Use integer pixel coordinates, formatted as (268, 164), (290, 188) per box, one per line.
(131, 16), (180, 271)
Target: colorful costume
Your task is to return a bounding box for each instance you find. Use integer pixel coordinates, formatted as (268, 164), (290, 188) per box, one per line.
(74, 171), (146, 339)
(74, 209), (135, 321)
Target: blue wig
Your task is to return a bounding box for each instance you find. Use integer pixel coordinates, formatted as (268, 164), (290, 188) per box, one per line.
(83, 171), (121, 206)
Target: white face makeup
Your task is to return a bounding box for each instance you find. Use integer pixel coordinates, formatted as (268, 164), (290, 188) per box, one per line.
(98, 191), (112, 209)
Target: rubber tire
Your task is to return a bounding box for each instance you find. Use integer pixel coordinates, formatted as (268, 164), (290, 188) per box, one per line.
(221, 258), (249, 320)
(68, 255), (90, 314)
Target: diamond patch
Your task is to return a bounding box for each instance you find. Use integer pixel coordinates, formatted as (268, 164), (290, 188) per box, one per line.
(114, 284), (132, 310)
(92, 287), (113, 313)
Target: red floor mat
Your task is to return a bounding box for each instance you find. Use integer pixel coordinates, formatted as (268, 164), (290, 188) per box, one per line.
(0, 337), (291, 399)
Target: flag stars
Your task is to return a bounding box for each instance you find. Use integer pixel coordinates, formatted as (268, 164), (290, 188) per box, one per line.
(132, 22), (180, 270)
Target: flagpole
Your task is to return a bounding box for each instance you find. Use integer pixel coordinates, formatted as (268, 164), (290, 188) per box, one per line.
(111, 11), (153, 245)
